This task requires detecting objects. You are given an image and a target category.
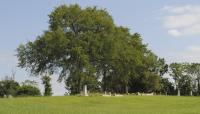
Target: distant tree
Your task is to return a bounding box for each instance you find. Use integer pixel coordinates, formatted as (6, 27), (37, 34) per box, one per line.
(189, 63), (200, 95)
(154, 58), (168, 76)
(160, 78), (175, 95)
(179, 74), (192, 95)
(169, 63), (200, 96)
(129, 52), (162, 93)
(0, 76), (19, 97)
(169, 63), (184, 96)
(17, 85), (41, 96)
(183, 63), (196, 96)
(150, 57), (168, 94)
(42, 75), (52, 96)
(21, 80), (38, 87)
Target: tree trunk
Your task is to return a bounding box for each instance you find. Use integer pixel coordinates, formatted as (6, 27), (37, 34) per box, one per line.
(78, 79), (82, 94)
(102, 70), (107, 92)
(125, 85), (128, 94)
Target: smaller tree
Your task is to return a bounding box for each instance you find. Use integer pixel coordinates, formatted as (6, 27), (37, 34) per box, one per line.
(179, 75), (192, 96)
(0, 76), (19, 97)
(169, 63), (184, 96)
(42, 75), (52, 96)
(17, 85), (41, 96)
(189, 63), (200, 95)
(160, 78), (175, 95)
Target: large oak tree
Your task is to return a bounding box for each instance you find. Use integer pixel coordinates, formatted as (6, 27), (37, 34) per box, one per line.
(17, 4), (162, 94)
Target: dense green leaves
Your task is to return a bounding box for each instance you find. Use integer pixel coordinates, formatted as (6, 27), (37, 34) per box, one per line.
(17, 85), (41, 96)
(0, 78), (41, 97)
(168, 63), (200, 96)
(0, 79), (19, 97)
(17, 4), (169, 94)
(42, 75), (53, 96)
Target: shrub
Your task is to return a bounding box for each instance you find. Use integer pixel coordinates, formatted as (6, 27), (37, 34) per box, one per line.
(17, 85), (41, 96)
(0, 80), (19, 97)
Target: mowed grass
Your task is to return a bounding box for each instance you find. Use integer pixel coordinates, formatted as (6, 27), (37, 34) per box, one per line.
(0, 96), (200, 114)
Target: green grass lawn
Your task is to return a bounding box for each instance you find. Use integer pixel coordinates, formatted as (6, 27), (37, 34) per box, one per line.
(0, 96), (200, 114)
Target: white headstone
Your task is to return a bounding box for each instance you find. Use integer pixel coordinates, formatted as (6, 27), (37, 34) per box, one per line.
(190, 91), (193, 96)
(83, 85), (88, 96)
(178, 89), (180, 96)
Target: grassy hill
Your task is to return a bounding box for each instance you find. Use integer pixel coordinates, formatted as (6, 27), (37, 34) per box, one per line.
(0, 96), (200, 114)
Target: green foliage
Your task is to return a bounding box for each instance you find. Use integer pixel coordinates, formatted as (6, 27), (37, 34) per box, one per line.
(169, 62), (200, 96)
(155, 58), (168, 76)
(0, 77), (41, 97)
(187, 63), (200, 95)
(17, 4), (168, 94)
(17, 85), (41, 96)
(0, 79), (19, 97)
(169, 63), (185, 88)
(129, 72), (161, 93)
(160, 78), (175, 95)
(179, 75), (192, 95)
(42, 75), (52, 96)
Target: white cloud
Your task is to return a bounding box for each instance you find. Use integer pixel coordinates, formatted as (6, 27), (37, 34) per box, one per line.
(168, 29), (182, 37)
(163, 5), (200, 37)
(163, 5), (200, 14)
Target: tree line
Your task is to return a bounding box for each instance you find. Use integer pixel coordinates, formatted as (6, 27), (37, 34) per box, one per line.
(15, 4), (200, 96)
(169, 63), (200, 96)
(0, 75), (52, 97)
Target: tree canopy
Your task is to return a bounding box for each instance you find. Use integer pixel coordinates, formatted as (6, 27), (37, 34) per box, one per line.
(17, 4), (170, 94)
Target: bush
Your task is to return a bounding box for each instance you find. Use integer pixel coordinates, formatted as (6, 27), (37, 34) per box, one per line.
(0, 80), (19, 97)
(17, 85), (41, 96)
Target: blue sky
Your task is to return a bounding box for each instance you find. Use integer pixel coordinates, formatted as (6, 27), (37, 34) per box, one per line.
(1, 0), (200, 95)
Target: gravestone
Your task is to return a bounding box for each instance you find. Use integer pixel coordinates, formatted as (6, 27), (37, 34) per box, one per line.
(190, 91), (193, 96)
(82, 85), (88, 96)
(3, 95), (7, 98)
(178, 89), (180, 96)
